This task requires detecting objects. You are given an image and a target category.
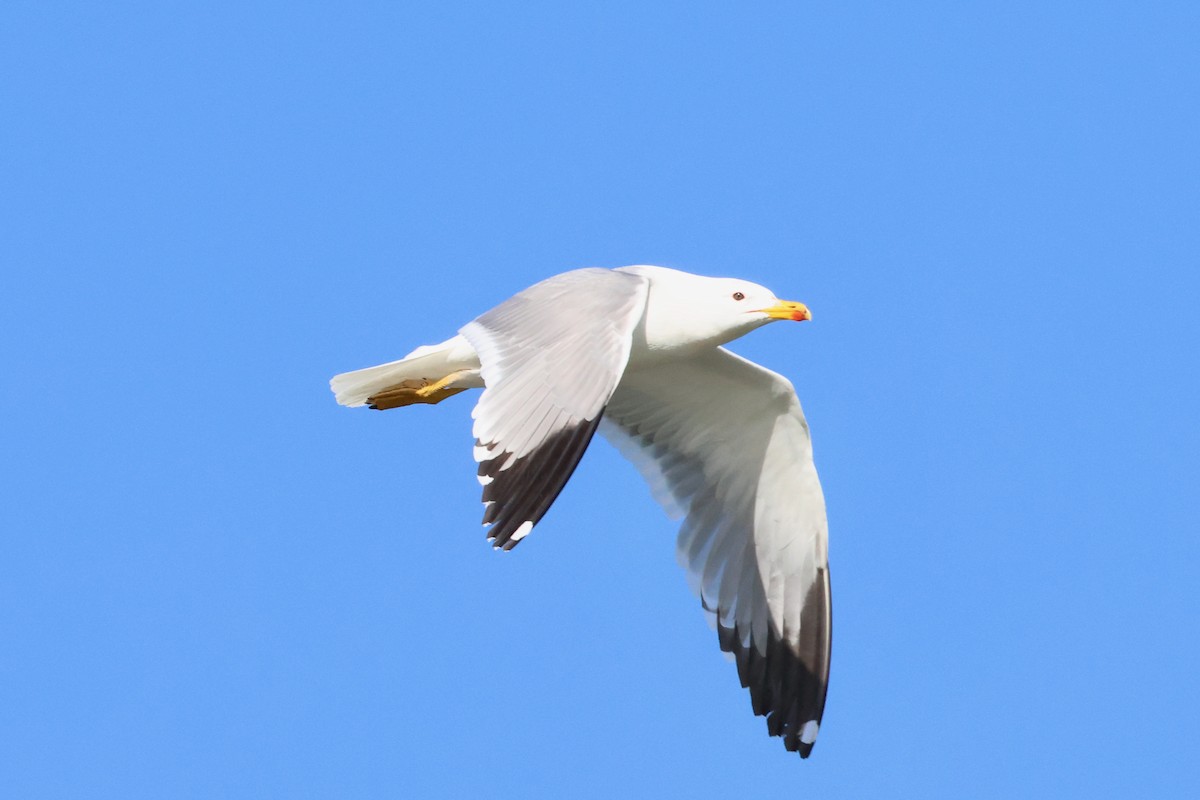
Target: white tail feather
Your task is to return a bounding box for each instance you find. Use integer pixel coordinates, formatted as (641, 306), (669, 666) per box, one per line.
(329, 336), (476, 407)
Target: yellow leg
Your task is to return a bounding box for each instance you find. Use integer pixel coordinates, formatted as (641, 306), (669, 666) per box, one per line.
(367, 373), (468, 410)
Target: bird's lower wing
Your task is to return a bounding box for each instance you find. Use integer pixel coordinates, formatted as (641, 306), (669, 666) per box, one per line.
(600, 347), (831, 756)
(460, 268), (650, 549)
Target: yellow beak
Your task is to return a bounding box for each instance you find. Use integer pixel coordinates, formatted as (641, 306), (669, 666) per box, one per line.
(760, 300), (812, 322)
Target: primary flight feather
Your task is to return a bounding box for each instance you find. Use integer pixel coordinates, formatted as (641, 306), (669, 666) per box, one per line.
(330, 265), (831, 756)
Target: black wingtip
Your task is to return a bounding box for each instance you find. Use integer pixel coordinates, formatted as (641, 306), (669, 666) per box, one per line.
(718, 567), (831, 758)
(476, 413), (604, 548)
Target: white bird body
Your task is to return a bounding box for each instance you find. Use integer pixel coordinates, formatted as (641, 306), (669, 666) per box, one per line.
(331, 266), (804, 400)
(330, 265), (831, 757)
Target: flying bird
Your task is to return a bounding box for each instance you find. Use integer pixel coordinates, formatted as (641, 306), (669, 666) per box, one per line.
(330, 265), (831, 756)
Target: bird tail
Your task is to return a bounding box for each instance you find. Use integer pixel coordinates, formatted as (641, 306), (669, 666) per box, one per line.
(329, 337), (477, 409)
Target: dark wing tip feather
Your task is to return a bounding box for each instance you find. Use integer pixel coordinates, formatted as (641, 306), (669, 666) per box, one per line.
(720, 567), (831, 758)
(477, 413), (604, 549)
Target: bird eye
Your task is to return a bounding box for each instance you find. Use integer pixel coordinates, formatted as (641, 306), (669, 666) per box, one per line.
(732, 291), (745, 301)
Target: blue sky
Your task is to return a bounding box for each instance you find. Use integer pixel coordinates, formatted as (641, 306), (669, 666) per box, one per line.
(3, 2), (1198, 797)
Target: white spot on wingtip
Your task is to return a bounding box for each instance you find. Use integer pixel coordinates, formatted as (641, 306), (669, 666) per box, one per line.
(800, 720), (819, 745)
(473, 444), (491, 462)
(511, 521), (533, 541)
(477, 473), (493, 486)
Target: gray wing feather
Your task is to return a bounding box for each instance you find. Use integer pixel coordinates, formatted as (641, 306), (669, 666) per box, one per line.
(600, 347), (831, 756)
(460, 268), (649, 549)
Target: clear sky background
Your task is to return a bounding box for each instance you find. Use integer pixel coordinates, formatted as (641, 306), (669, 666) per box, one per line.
(3, 2), (1198, 797)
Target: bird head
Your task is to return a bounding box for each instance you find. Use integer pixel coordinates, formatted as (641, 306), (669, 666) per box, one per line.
(624, 266), (811, 352)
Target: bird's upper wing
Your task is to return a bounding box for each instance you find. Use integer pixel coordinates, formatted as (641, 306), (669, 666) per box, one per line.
(599, 347), (831, 756)
(460, 268), (650, 549)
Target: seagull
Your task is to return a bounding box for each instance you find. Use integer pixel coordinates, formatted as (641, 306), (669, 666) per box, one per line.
(330, 265), (831, 757)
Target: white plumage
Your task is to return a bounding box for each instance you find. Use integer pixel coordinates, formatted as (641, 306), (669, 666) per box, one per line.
(330, 265), (831, 757)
